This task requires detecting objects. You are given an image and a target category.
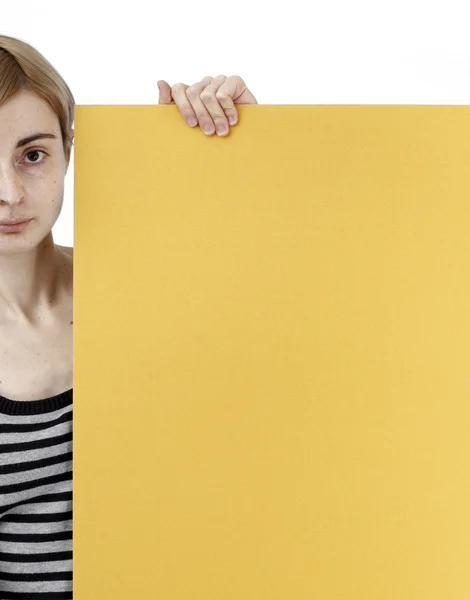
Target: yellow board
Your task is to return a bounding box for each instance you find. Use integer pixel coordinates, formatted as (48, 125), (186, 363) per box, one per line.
(73, 104), (470, 599)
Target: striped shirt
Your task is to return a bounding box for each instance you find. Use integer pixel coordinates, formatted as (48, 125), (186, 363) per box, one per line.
(0, 389), (73, 599)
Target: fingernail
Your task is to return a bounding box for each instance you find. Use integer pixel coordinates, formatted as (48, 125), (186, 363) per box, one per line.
(229, 115), (237, 125)
(203, 124), (214, 134)
(217, 125), (227, 136)
(188, 117), (198, 126)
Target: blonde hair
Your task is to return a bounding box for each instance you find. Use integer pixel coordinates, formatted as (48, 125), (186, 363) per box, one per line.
(0, 34), (75, 157)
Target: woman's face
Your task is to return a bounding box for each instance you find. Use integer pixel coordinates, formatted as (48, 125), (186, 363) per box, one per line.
(0, 89), (71, 253)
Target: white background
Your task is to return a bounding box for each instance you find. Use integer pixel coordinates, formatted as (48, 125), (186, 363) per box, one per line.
(2, 0), (470, 247)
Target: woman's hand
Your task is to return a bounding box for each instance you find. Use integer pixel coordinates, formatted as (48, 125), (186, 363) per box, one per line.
(157, 75), (258, 137)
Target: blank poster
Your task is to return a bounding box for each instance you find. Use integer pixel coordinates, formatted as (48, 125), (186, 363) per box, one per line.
(73, 104), (470, 599)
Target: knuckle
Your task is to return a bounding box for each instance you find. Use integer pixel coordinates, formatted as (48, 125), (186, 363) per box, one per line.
(186, 86), (199, 100)
(200, 90), (213, 103)
(215, 90), (228, 101)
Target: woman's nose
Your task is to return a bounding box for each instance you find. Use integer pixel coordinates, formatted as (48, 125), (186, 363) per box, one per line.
(0, 163), (25, 205)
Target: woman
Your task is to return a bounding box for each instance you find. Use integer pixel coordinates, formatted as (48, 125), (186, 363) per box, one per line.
(0, 34), (257, 597)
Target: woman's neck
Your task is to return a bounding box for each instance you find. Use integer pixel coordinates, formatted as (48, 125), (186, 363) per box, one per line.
(0, 236), (70, 328)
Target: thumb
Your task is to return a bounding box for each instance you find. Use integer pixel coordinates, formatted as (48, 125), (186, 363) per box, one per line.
(158, 80), (174, 104)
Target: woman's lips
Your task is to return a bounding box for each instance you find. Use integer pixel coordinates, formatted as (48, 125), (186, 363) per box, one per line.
(0, 219), (31, 233)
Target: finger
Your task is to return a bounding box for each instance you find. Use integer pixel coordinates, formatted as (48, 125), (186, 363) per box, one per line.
(219, 75), (258, 106)
(213, 75), (245, 125)
(157, 80), (175, 104)
(170, 80), (204, 127)
(184, 76), (228, 135)
(197, 75), (232, 135)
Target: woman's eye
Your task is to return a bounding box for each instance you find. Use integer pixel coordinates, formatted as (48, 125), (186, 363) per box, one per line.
(23, 150), (46, 167)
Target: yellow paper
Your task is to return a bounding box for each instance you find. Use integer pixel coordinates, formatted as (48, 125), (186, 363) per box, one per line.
(73, 104), (470, 599)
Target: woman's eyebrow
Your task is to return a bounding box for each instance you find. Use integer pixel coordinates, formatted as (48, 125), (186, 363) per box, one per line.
(16, 132), (57, 148)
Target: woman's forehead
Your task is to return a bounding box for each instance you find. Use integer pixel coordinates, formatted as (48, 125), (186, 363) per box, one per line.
(0, 90), (59, 140)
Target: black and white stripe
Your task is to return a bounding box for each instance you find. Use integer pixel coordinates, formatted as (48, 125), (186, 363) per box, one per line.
(0, 390), (73, 599)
